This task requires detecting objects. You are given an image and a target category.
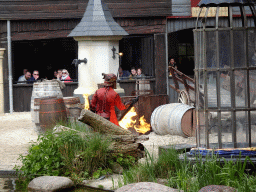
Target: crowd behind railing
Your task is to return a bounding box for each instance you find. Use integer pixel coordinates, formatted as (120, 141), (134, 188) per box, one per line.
(15, 69), (76, 84)
(117, 67), (154, 80)
(15, 67), (155, 84)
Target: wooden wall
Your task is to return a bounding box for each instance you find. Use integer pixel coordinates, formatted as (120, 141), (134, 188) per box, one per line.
(13, 82), (78, 112)
(154, 33), (167, 95)
(0, 0), (172, 20)
(0, 0), (171, 112)
(0, 18), (166, 41)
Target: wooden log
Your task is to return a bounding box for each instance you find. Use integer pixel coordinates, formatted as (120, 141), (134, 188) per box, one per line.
(110, 135), (149, 144)
(78, 109), (132, 135)
(109, 135), (148, 159)
(109, 142), (145, 159)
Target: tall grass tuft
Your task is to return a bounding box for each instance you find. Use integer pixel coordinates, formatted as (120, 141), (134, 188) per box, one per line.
(120, 146), (256, 192)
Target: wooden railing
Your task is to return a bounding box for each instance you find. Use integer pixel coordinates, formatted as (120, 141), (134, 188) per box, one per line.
(13, 82), (78, 112)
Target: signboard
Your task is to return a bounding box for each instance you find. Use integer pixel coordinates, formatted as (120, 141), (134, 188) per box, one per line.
(191, 0), (228, 17)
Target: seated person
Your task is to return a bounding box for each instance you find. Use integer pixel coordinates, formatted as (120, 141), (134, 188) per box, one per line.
(52, 71), (58, 79)
(18, 71), (31, 84)
(57, 69), (62, 80)
(27, 70), (40, 84)
(136, 68), (145, 78)
(18, 69), (28, 82)
(129, 67), (137, 79)
(61, 69), (72, 82)
(118, 67), (130, 79)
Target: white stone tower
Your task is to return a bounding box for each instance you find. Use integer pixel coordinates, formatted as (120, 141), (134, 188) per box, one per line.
(68, 0), (128, 97)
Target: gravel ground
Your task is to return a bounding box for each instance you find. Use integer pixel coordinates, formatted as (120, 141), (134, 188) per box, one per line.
(0, 112), (38, 170)
(0, 112), (196, 171)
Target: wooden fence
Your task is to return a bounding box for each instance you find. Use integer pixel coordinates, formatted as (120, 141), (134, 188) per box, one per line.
(13, 82), (78, 112)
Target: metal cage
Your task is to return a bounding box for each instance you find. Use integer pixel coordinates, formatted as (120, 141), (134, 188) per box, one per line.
(194, 0), (256, 149)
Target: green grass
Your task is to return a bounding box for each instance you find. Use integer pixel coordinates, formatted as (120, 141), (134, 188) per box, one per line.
(15, 120), (256, 191)
(15, 120), (112, 187)
(120, 147), (256, 192)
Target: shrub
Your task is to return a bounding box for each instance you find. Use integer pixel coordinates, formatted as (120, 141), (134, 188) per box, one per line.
(15, 128), (112, 185)
(15, 132), (65, 182)
(121, 146), (256, 192)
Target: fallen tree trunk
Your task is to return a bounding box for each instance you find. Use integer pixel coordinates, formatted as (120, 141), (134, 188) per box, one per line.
(110, 135), (149, 144)
(109, 142), (145, 159)
(55, 125), (149, 159)
(78, 109), (132, 135)
(109, 135), (149, 158)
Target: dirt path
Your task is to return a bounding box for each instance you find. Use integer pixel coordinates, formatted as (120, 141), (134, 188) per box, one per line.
(0, 112), (38, 170)
(0, 112), (196, 170)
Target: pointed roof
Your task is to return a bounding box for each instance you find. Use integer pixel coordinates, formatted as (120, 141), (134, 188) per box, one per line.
(68, 0), (128, 37)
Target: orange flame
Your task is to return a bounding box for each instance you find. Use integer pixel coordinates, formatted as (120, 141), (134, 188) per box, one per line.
(134, 115), (151, 134)
(119, 107), (151, 134)
(83, 94), (90, 110)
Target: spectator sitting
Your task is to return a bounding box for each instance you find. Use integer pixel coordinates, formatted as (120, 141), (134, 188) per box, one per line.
(18, 71), (31, 84)
(18, 69), (28, 82)
(57, 69), (62, 80)
(129, 67), (137, 79)
(27, 70), (40, 84)
(118, 67), (130, 80)
(52, 71), (58, 79)
(62, 69), (72, 82)
(136, 68), (145, 78)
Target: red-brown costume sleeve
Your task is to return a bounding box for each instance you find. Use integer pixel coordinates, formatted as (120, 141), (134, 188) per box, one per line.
(114, 94), (126, 111)
(90, 91), (98, 112)
(110, 93), (126, 126)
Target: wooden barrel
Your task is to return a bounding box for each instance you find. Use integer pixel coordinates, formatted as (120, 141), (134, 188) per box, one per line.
(63, 97), (81, 117)
(31, 80), (63, 132)
(33, 98), (41, 128)
(39, 97), (67, 132)
(150, 103), (195, 137)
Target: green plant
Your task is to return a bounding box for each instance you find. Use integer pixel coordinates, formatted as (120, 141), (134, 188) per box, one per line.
(110, 153), (136, 169)
(120, 146), (256, 192)
(15, 131), (65, 182)
(16, 126), (112, 186)
(92, 167), (112, 179)
(98, 185), (104, 189)
(56, 119), (91, 133)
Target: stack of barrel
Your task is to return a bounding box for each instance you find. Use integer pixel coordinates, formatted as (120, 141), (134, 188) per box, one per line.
(31, 80), (81, 133)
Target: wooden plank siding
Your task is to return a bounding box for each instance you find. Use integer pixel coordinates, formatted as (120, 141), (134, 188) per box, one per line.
(0, 0), (169, 40)
(0, 0), (172, 20)
(154, 33), (167, 95)
(13, 82), (78, 112)
(0, 18), (166, 41)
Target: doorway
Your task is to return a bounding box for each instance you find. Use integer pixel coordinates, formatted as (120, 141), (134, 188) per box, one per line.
(12, 38), (78, 82)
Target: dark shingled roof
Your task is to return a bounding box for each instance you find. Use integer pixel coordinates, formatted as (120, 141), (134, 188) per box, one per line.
(68, 0), (128, 37)
(198, 0), (256, 7)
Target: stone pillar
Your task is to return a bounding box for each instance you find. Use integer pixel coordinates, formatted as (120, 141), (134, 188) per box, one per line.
(73, 36), (122, 96)
(0, 48), (6, 114)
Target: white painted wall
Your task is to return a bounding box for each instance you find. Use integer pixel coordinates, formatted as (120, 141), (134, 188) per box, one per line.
(74, 36), (121, 95)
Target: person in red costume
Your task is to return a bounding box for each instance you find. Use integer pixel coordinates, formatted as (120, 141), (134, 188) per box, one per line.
(90, 73), (128, 126)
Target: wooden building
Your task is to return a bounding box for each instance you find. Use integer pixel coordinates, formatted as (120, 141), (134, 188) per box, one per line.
(0, 0), (199, 112)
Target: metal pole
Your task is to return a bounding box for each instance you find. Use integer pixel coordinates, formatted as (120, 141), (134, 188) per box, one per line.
(7, 20), (13, 113)
(165, 17), (169, 97)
